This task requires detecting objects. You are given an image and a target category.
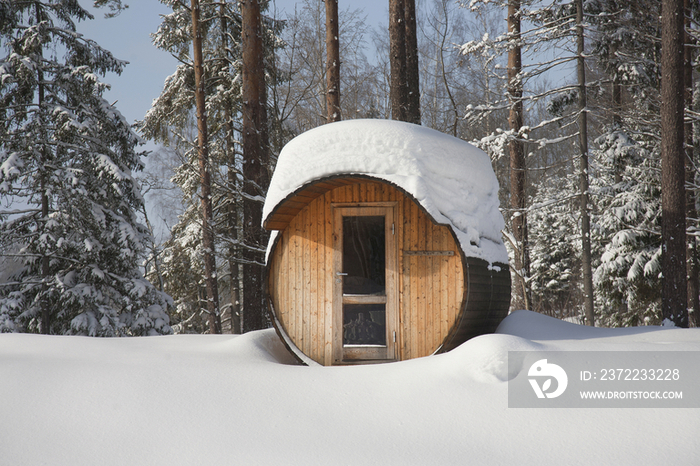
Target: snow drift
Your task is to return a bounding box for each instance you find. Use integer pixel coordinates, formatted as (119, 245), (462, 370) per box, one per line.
(1, 310), (699, 465)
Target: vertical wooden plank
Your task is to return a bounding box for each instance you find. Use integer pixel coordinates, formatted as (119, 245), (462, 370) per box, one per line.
(431, 224), (440, 352)
(309, 200), (319, 361)
(304, 205), (313, 357)
(272, 233), (284, 329)
(432, 225), (442, 349)
(295, 209), (303, 353)
(288, 216), (298, 342)
(297, 208), (309, 353)
(366, 182), (375, 202)
(424, 213), (434, 354)
(440, 227), (450, 342)
(418, 208), (427, 357)
(377, 181), (386, 202)
(314, 197), (324, 363)
(409, 202), (419, 358)
(432, 228), (440, 351)
(396, 193), (404, 360)
(428, 225), (438, 344)
(454, 234), (462, 329)
(299, 208), (306, 354)
(281, 232), (289, 328)
(331, 205), (344, 364)
(267, 238), (277, 327)
(401, 198), (410, 359)
(284, 220), (292, 339)
(352, 183), (360, 203)
(387, 183), (396, 202)
(336, 184), (345, 203)
(324, 192), (334, 365)
(385, 205), (397, 360)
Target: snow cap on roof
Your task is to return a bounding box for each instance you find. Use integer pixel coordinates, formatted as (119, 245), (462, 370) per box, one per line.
(263, 119), (508, 265)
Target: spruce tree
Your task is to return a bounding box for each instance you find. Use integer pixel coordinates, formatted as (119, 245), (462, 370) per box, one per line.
(0, 0), (170, 335)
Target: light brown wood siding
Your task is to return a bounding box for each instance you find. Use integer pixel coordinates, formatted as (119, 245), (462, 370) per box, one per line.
(268, 179), (468, 365)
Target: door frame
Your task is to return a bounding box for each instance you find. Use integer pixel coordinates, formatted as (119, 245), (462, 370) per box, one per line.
(331, 202), (399, 364)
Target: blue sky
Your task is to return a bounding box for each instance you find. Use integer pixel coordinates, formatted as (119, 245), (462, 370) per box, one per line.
(77, 1), (389, 130)
(77, 1), (177, 128)
(74, 0), (389, 238)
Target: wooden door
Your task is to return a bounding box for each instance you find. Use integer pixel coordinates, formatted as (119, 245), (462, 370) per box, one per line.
(332, 204), (398, 364)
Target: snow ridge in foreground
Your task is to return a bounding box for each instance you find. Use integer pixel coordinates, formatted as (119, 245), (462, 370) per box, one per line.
(1, 310), (698, 465)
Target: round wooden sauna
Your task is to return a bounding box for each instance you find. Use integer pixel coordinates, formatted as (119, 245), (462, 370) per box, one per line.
(263, 120), (510, 365)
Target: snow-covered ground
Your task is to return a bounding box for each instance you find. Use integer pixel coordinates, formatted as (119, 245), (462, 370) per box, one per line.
(1, 310), (698, 465)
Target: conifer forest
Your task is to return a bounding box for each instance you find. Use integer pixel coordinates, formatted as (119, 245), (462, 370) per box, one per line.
(1, 0), (699, 335)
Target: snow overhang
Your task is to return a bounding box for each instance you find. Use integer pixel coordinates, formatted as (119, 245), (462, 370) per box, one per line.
(263, 119), (509, 265)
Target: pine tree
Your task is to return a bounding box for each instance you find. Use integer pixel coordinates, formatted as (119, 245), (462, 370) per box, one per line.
(142, 0), (281, 333)
(325, 0), (341, 122)
(660, 0), (688, 327)
(589, 0), (699, 326)
(684, 0), (699, 326)
(141, 0), (237, 333)
(240, 0), (271, 332)
(506, 0), (530, 310)
(389, 0), (408, 120)
(0, 0), (170, 335)
(191, 0), (222, 334)
(461, 0), (606, 320)
(404, 0), (420, 124)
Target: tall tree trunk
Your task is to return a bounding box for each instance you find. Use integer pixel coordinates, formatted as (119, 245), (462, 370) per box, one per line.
(325, 0), (341, 122)
(436, 0), (459, 136)
(221, 1), (241, 334)
(241, 0), (270, 332)
(684, 0), (699, 326)
(661, 0), (688, 327)
(576, 0), (595, 326)
(404, 0), (420, 124)
(36, 1), (51, 334)
(191, 0), (222, 334)
(389, 0), (407, 121)
(507, 0), (529, 310)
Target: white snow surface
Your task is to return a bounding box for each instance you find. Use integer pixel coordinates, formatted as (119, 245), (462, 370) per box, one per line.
(2, 310), (699, 465)
(263, 119), (508, 264)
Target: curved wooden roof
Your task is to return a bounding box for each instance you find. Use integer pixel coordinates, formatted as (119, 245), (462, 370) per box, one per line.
(263, 176), (368, 231)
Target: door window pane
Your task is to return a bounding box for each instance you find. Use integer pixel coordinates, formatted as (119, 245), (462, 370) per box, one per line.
(343, 304), (386, 345)
(342, 216), (385, 295)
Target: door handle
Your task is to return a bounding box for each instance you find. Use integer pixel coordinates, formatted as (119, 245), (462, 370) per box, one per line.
(336, 272), (348, 276)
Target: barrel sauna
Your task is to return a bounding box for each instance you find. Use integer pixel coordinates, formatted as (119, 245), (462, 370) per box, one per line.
(263, 120), (511, 365)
